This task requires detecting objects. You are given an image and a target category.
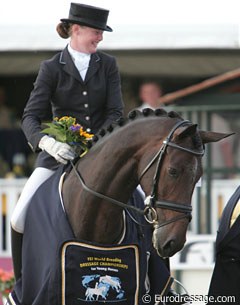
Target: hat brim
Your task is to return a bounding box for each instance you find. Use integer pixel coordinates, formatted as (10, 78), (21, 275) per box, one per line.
(60, 18), (113, 32)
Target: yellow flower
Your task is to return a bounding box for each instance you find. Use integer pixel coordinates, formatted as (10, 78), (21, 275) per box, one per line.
(79, 127), (94, 139)
(59, 116), (76, 125)
(59, 116), (69, 121)
(42, 116), (94, 157)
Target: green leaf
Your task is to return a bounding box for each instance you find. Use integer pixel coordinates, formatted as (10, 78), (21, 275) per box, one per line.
(42, 122), (55, 128)
(41, 126), (67, 142)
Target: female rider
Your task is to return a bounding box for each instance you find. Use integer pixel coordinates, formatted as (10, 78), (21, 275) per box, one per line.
(10, 2), (124, 281)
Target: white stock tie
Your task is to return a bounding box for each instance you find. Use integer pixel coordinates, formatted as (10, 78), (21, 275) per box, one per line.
(74, 54), (91, 80)
(68, 44), (91, 80)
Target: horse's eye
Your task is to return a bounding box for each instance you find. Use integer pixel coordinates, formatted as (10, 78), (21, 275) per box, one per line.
(168, 167), (179, 177)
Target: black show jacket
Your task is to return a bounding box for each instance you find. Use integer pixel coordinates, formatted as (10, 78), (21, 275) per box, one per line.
(22, 47), (124, 169)
(208, 186), (240, 304)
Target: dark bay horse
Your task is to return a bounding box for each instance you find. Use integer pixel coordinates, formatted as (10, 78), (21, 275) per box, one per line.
(62, 109), (230, 258)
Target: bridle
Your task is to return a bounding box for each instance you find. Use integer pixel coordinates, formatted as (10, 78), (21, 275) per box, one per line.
(70, 119), (205, 228)
(140, 120), (204, 228)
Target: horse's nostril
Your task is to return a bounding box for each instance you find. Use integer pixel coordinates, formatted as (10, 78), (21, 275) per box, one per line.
(163, 239), (175, 252)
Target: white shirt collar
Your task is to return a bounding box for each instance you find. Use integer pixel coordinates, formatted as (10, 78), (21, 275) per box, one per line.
(67, 44), (91, 80)
(67, 44), (91, 61)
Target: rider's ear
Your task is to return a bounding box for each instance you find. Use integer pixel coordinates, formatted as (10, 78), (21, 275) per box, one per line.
(199, 131), (234, 144)
(175, 124), (198, 141)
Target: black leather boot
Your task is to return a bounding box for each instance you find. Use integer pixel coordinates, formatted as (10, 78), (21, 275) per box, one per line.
(11, 227), (23, 281)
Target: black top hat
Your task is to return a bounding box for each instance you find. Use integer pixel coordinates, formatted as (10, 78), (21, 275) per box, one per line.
(61, 3), (113, 32)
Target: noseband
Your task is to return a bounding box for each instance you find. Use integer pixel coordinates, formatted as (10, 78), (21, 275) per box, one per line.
(70, 120), (204, 229)
(140, 120), (204, 227)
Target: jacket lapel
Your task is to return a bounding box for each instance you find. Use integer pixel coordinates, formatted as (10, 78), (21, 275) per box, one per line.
(84, 53), (101, 83)
(59, 47), (84, 84)
(218, 214), (240, 250)
(216, 186), (240, 248)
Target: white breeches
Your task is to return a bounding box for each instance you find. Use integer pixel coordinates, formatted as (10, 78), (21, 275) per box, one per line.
(10, 167), (55, 233)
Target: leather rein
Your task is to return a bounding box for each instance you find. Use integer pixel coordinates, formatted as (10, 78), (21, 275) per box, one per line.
(70, 120), (205, 228)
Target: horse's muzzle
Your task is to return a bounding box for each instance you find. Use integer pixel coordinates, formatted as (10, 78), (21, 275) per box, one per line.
(152, 226), (186, 258)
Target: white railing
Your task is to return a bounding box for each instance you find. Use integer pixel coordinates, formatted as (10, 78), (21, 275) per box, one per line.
(0, 178), (27, 257)
(189, 179), (239, 234)
(0, 179), (238, 255)
(210, 179), (239, 233)
(171, 233), (215, 299)
(0, 179), (240, 252)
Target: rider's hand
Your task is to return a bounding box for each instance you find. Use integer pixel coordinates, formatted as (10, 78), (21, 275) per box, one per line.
(38, 135), (76, 164)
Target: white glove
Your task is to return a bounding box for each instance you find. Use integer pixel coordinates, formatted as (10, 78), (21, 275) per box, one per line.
(39, 135), (76, 164)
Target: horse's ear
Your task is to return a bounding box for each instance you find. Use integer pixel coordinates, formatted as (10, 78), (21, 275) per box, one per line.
(175, 124), (198, 140)
(199, 131), (234, 144)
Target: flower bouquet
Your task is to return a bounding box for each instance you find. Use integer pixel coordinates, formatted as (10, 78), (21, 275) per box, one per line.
(41, 116), (94, 157)
(0, 269), (14, 300)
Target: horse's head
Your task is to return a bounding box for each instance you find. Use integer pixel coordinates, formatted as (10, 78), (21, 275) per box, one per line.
(138, 115), (232, 258)
(63, 109), (232, 253)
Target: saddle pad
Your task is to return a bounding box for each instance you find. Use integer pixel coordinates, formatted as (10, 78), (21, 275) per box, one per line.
(61, 241), (140, 305)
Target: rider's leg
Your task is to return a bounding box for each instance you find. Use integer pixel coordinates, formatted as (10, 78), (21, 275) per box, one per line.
(10, 229), (23, 281)
(10, 167), (55, 280)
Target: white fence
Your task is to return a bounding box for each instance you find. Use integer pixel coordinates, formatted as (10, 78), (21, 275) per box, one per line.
(0, 178), (239, 257)
(190, 179), (239, 234)
(210, 179), (239, 233)
(171, 233), (215, 299)
(0, 178), (27, 257)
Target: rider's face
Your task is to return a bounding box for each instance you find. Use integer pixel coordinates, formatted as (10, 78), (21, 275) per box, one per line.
(70, 25), (103, 54)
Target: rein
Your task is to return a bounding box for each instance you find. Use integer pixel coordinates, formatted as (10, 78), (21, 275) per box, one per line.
(70, 161), (146, 216)
(70, 119), (204, 228)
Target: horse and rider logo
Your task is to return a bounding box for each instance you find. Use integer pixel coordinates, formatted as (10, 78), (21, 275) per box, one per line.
(81, 274), (125, 302)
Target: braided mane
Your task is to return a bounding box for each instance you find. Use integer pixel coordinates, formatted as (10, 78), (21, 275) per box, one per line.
(88, 108), (183, 147)
(87, 108), (183, 149)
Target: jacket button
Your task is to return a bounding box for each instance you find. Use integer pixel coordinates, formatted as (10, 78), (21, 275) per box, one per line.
(85, 116), (90, 121)
(84, 104), (89, 108)
(82, 91), (87, 96)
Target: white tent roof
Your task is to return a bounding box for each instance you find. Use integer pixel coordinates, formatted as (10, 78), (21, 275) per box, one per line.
(2, 0), (240, 51)
(1, 0), (240, 76)
(1, 23), (240, 51)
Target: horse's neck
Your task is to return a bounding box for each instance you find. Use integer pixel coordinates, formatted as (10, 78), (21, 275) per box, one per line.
(77, 137), (141, 201)
(69, 118), (171, 204)
(63, 128), (147, 242)
(63, 118), (170, 243)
